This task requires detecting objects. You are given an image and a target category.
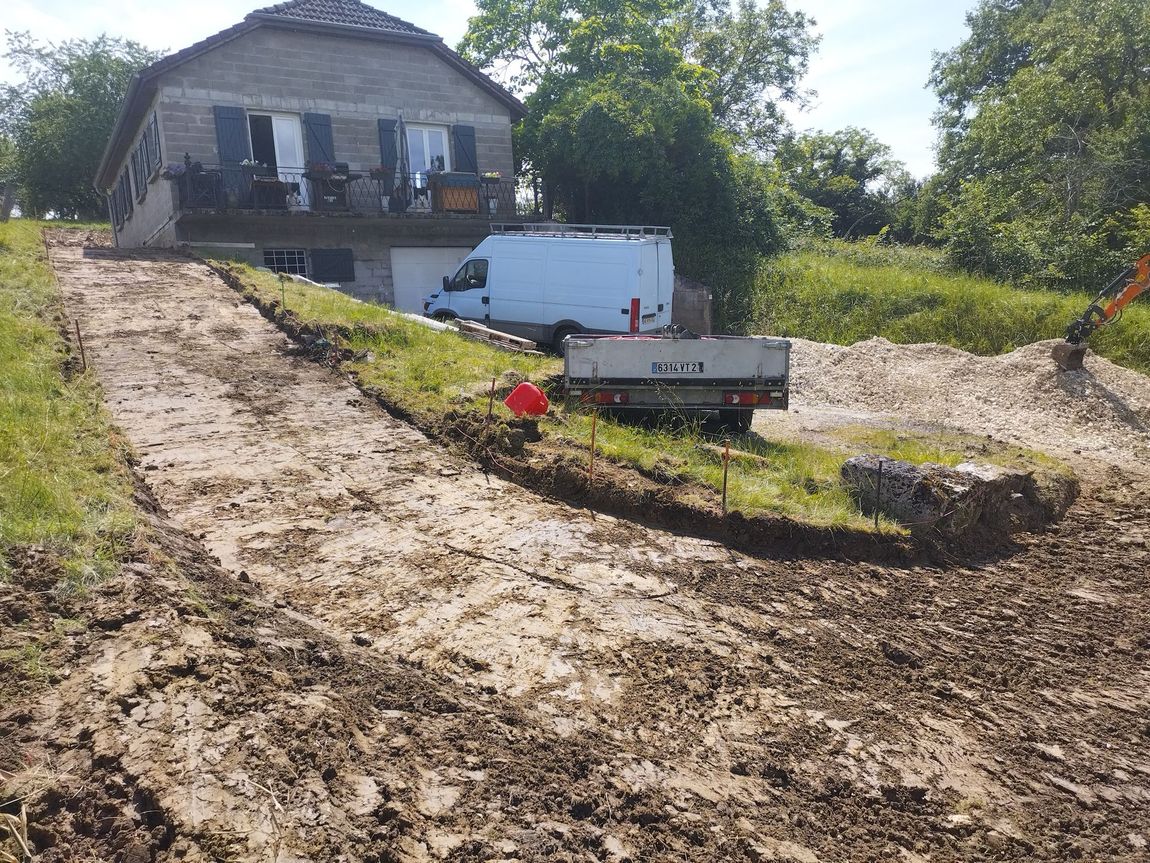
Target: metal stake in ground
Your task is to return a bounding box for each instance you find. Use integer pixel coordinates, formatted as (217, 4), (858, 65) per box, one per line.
(279, 272), (287, 310)
(487, 377), (496, 422)
(721, 439), (731, 515)
(588, 411), (598, 487)
(74, 320), (87, 372)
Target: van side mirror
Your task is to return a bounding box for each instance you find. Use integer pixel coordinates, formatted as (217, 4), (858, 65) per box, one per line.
(442, 275), (451, 291)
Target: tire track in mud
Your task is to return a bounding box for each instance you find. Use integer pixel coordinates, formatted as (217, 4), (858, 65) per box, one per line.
(43, 238), (1150, 861)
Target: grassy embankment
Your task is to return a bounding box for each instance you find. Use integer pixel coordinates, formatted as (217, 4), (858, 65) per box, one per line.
(751, 240), (1150, 373)
(221, 262), (1057, 530)
(0, 221), (134, 594)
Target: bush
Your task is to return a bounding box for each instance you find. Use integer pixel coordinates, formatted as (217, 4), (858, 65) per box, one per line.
(751, 241), (1150, 372)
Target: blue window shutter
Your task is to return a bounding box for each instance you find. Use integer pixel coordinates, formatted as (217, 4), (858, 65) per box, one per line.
(452, 125), (478, 174)
(213, 105), (251, 164)
(377, 119), (397, 187)
(303, 113), (336, 165)
(310, 249), (355, 283)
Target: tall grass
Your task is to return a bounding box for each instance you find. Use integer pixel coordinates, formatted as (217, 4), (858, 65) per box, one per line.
(751, 241), (1150, 372)
(0, 221), (134, 585)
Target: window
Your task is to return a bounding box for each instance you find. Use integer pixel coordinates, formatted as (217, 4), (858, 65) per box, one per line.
(130, 112), (162, 202)
(451, 259), (488, 291)
(406, 124), (450, 181)
(263, 248), (308, 277)
(310, 248), (356, 283)
(110, 169), (133, 228)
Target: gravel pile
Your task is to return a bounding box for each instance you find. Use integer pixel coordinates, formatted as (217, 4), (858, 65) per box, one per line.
(788, 337), (1150, 467)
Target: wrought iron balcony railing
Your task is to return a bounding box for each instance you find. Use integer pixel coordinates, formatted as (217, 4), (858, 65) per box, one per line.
(170, 163), (536, 219)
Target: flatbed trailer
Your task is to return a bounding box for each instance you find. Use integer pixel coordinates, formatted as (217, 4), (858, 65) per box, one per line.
(562, 333), (790, 432)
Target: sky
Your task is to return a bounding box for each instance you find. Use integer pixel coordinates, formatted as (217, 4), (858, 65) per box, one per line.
(0, 0), (976, 178)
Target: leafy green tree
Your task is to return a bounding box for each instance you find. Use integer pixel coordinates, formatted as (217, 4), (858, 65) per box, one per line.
(0, 33), (161, 219)
(681, 0), (817, 147)
(776, 127), (911, 238)
(460, 0), (818, 329)
(929, 0), (1150, 288)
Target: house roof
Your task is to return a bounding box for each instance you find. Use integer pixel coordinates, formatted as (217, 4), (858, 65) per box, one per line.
(249, 0), (431, 36)
(94, 0), (526, 190)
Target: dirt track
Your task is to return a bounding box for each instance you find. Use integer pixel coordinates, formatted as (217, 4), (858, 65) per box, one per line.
(5, 238), (1149, 861)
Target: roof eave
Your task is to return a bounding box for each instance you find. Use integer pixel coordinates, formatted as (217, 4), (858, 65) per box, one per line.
(247, 13), (441, 45)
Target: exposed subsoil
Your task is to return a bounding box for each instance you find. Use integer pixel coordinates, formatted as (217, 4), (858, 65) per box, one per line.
(2, 233), (1147, 862)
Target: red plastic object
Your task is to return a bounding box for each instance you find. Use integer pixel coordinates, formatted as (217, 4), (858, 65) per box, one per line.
(504, 381), (549, 416)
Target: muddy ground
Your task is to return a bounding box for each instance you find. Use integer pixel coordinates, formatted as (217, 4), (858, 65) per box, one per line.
(2, 235), (1148, 862)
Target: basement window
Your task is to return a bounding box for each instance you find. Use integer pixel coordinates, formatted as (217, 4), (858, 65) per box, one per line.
(263, 248), (308, 277)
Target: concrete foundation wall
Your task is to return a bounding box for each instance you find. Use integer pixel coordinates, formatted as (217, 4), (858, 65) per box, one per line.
(176, 214), (489, 305)
(155, 27), (514, 179)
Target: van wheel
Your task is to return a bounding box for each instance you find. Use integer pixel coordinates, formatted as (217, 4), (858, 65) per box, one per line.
(432, 311), (456, 323)
(552, 327), (578, 356)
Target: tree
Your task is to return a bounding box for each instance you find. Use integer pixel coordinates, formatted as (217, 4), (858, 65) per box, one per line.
(0, 33), (161, 219)
(682, 0), (817, 148)
(929, 0), (1150, 288)
(776, 127), (911, 238)
(460, 0), (818, 328)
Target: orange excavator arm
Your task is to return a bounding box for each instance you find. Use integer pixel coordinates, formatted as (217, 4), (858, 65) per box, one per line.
(1053, 253), (1150, 370)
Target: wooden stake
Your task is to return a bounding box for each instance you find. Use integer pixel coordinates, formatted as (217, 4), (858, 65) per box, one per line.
(721, 439), (731, 515)
(74, 320), (87, 372)
(279, 273), (287, 310)
(486, 376), (497, 421)
(875, 458), (883, 531)
(588, 411), (598, 486)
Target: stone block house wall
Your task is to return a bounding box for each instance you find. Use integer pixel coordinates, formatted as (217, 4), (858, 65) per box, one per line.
(155, 29), (514, 184)
(97, 0), (527, 307)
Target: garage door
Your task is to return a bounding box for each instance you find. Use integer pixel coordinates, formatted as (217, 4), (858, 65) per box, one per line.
(390, 247), (474, 313)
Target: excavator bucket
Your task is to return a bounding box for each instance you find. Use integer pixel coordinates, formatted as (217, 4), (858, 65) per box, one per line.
(1052, 341), (1087, 371)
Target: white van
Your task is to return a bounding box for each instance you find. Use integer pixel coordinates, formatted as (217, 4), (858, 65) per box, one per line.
(422, 224), (674, 352)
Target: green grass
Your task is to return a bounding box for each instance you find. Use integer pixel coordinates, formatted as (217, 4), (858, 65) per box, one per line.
(221, 262), (558, 419)
(554, 412), (879, 528)
(219, 261), (1064, 533)
(751, 240), (1150, 373)
(0, 220), (134, 588)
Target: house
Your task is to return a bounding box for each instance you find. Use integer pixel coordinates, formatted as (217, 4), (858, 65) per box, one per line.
(94, 0), (529, 311)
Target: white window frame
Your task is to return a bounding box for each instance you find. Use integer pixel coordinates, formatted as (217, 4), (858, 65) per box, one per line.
(406, 123), (451, 176)
(263, 248), (308, 277)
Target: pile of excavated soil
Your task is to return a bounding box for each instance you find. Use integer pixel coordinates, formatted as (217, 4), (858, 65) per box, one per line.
(786, 337), (1150, 469)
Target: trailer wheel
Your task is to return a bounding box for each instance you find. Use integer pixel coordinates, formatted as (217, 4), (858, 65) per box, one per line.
(718, 409), (752, 434)
(552, 327), (578, 356)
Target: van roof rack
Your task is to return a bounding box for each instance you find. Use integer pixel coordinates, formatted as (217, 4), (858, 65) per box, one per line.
(490, 222), (672, 239)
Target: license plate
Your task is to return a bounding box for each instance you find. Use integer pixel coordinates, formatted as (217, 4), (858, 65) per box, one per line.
(652, 361), (704, 374)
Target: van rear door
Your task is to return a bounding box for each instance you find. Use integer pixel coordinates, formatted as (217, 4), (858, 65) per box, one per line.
(639, 241), (670, 331)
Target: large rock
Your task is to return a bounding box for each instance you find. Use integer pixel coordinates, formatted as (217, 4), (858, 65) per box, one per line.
(840, 455), (1060, 540)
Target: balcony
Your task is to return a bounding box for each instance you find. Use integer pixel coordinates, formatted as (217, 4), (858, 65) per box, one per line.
(170, 162), (538, 220)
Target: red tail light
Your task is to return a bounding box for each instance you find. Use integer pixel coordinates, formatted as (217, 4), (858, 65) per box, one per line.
(723, 391), (766, 406)
(629, 297), (640, 333)
(581, 391), (630, 405)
